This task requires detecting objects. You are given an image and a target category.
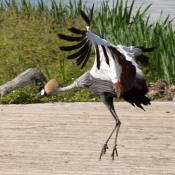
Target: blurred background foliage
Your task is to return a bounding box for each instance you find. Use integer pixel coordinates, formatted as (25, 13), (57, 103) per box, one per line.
(0, 0), (174, 104)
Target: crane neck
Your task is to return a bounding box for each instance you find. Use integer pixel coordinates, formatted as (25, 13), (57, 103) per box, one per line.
(53, 82), (77, 94)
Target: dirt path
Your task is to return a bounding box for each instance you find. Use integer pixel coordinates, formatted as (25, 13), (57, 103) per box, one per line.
(0, 102), (175, 175)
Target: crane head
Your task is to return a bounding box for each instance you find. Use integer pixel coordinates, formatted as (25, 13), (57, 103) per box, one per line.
(36, 79), (59, 98)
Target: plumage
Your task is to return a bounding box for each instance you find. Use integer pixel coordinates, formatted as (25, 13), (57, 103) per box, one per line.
(80, 9), (91, 26)
(57, 33), (86, 42)
(44, 79), (59, 95)
(59, 38), (87, 51)
(78, 45), (92, 69)
(37, 72), (150, 109)
(67, 41), (90, 59)
(101, 45), (110, 66)
(37, 5), (156, 160)
(68, 27), (86, 35)
(135, 45), (157, 52)
(76, 44), (90, 66)
(95, 45), (101, 69)
(37, 70), (151, 160)
(57, 16), (157, 96)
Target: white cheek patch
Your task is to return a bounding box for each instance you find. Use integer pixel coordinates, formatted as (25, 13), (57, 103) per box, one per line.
(41, 89), (45, 96)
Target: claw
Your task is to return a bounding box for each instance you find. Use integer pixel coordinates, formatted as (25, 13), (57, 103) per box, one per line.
(99, 143), (108, 160)
(111, 144), (118, 160)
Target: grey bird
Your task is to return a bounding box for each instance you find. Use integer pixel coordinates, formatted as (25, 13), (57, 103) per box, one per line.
(37, 5), (156, 160)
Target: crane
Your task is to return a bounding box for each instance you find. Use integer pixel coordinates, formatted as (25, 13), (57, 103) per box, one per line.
(37, 5), (156, 160)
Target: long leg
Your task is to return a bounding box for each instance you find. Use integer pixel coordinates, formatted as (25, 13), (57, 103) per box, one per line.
(109, 107), (121, 160)
(99, 96), (121, 160)
(99, 119), (117, 160)
(111, 122), (121, 160)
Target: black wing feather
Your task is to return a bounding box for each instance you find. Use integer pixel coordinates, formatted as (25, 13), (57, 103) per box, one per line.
(81, 45), (92, 69)
(67, 41), (89, 59)
(101, 46), (110, 66)
(95, 46), (100, 69)
(58, 5), (96, 69)
(58, 34), (85, 42)
(60, 38), (87, 51)
(80, 10), (90, 26)
(135, 46), (158, 52)
(90, 4), (94, 22)
(68, 27), (86, 35)
(76, 42), (91, 65)
(135, 55), (149, 66)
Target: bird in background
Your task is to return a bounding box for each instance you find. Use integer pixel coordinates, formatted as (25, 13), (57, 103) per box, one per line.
(37, 4), (157, 160)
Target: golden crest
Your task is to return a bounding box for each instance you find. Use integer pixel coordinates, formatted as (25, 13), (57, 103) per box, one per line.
(44, 79), (59, 94)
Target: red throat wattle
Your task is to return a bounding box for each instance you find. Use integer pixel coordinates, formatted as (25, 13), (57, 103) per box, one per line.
(46, 95), (51, 98)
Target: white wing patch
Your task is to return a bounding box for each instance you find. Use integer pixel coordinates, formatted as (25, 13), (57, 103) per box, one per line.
(116, 45), (139, 67)
(87, 31), (113, 47)
(90, 45), (122, 84)
(88, 33), (138, 84)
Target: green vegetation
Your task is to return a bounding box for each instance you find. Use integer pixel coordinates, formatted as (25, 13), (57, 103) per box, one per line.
(0, 0), (174, 104)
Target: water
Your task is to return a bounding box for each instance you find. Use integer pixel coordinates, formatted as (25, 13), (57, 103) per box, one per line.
(26, 0), (175, 22)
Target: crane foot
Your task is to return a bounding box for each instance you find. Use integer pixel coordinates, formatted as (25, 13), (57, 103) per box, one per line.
(99, 143), (108, 160)
(111, 144), (118, 160)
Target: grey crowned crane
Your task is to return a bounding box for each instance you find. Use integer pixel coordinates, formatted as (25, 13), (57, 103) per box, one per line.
(37, 5), (156, 160)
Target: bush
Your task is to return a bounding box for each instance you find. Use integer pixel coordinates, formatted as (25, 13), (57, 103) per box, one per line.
(0, 0), (174, 104)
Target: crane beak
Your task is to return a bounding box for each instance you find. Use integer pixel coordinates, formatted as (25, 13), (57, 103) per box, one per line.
(36, 92), (42, 97)
(36, 88), (46, 98)
(36, 92), (51, 98)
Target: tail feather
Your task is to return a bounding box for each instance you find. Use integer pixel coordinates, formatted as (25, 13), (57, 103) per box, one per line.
(122, 86), (151, 111)
(135, 45), (158, 52)
(134, 45), (158, 66)
(135, 54), (149, 66)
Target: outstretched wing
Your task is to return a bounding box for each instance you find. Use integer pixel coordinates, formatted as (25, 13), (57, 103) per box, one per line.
(57, 5), (137, 97)
(57, 5), (156, 98)
(58, 5), (94, 69)
(117, 45), (158, 66)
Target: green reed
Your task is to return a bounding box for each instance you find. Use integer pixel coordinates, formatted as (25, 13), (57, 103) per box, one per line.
(93, 0), (175, 84)
(0, 0), (175, 104)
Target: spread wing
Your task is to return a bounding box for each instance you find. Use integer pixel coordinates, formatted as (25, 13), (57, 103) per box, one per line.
(117, 45), (158, 66)
(57, 5), (156, 98)
(58, 5), (94, 70)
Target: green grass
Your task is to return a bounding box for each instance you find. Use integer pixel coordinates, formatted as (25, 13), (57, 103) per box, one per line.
(0, 0), (174, 104)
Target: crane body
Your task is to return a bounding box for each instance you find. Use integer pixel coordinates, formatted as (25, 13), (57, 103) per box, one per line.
(37, 5), (156, 160)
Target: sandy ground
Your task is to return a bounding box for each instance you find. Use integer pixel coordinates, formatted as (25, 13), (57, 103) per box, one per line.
(0, 102), (175, 175)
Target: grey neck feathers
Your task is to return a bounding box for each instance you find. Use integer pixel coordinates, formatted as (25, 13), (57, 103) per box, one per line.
(51, 72), (91, 95)
(53, 82), (77, 94)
